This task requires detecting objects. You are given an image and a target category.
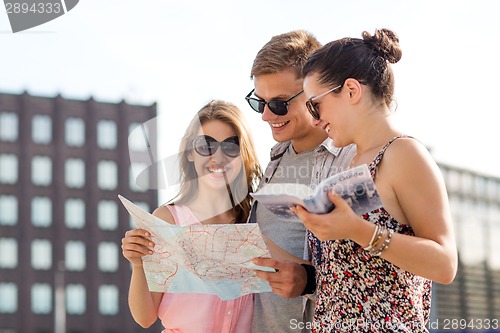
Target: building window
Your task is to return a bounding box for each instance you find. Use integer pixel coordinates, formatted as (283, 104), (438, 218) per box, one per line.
(0, 195), (17, 226)
(31, 283), (52, 314)
(488, 204), (500, 269)
(98, 200), (118, 230)
(98, 242), (118, 272)
(97, 161), (117, 190)
(0, 283), (17, 313)
(130, 163), (149, 192)
(128, 122), (148, 151)
(65, 241), (86, 271)
(458, 199), (486, 265)
(0, 154), (18, 184)
(65, 199), (85, 229)
(32, 156), (52, 186)
(97, 120), (117, 150)
(98, 285), (119, 315)
(0, 238), (17, 269)
(0, 112), (18, 142)
(32, 114), (52, 144)
(65, 159), (85, 188)
(65, 117), (85, 147)
(486, 178), (499, 202)
(31, 197), (52, 227)
(66, 284), (86, 315)
(31, 239), (52, 270)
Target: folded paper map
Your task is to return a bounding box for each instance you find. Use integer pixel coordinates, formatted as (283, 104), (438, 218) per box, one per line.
(118, 195), (273, 300)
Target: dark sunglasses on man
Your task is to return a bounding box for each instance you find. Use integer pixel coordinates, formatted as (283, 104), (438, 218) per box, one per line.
(245, 89), (303, 116)
(192, 135), (240, 158)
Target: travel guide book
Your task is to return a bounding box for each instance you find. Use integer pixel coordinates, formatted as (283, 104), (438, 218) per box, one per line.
(251, 164), (383, 222)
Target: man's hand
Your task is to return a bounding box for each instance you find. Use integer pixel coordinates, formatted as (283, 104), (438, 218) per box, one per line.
(252, 258), (307, 298)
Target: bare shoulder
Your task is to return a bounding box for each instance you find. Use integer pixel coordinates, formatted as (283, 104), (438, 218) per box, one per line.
(381, 136), (442, 184)
(383, 137), (435, 168)
(152, 205), (176, 225)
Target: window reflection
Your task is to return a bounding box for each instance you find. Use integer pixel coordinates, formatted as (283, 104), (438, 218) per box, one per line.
(65, 117), (85, 147)
(97, 120), (117, 149)
(98, 242), (118, 272)
(31, 239), (52, 270)
(32, 115), (52, 144)
(98, 200), (118, 230)
(65, 199), (85, 229)
(32, 156), (52, 186)
(65, 241), (86, 271)
(0, 195), (17, 226)
(98, 285), (119, 315)
(31, 197), (52, 228)
(0, 154), (18, 184)
(0, 238), (17, 268)
(66, 284), (86, 315)
(0, 283), (17, 313)
(0, 112), (18, 142)
(31, 283), (52, 314)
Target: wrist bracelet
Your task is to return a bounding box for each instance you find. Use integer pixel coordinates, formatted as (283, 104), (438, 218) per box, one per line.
(364, 225), (384, 252)
(300, 264), (316, 295)
(363, 225), (379, 251)
(371, 228), (394, 256)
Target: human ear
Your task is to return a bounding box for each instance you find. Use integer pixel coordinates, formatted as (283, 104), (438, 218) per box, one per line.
(343, 78), (363, 104)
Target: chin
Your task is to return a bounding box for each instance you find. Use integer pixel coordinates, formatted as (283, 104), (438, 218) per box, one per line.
(272, 131), (293, 143)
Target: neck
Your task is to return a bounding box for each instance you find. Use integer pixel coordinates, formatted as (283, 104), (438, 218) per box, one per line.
(188, 188), (236, 222)
(291, 127), (327, 153)
(350, 111), (401, 167)
(188, 203), (236, 224)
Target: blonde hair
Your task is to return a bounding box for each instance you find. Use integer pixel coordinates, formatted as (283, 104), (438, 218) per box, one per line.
(171, 100), (262, 222)
(251, 30), (321, 79)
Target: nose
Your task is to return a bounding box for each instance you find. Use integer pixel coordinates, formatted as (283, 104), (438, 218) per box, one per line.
(261, 104), (278, 122)
(209, 147), (227, 165)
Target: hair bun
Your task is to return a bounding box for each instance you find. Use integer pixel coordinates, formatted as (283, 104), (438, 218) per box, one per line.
(362, 28), (402, 64)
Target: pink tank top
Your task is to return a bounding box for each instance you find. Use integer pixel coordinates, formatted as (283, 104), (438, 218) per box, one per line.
(157, 205), (254, 333)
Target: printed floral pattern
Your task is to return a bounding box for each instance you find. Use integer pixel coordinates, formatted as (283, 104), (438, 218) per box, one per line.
(309, 136), (431, 333)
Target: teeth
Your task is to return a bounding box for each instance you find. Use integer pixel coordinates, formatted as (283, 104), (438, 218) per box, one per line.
(325, 125), (331, 133)
(271, 121), (288, 128)
(209, 168), (225, 174)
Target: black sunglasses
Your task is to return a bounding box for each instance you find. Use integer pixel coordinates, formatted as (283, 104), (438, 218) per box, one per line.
(192, 135), (240, 158)
(245, 89), (304, 116)
(305, 85), (342, 120)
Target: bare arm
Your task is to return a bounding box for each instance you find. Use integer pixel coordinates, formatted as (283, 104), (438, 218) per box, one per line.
(293, 139), (458, 284)
(121, 206), (175, 327)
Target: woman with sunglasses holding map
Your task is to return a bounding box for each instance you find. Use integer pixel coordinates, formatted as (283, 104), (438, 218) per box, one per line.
(121, 100), (262, 332)
(291, 28), (458, 332)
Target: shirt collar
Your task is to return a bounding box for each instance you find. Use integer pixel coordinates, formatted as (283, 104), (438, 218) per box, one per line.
(319, 137), (341, 156)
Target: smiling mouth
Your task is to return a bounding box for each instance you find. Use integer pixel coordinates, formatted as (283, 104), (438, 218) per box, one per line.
(208, 167), (228, 174)
(270, 121), (289, 128)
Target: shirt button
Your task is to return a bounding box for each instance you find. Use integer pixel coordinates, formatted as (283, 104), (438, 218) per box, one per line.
(227, 310), (232, 316)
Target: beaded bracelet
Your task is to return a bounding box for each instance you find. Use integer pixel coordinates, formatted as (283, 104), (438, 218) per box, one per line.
(371, 228), (394, 256)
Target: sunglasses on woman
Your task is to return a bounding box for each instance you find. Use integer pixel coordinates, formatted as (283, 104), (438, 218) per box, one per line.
(305, 85), (342, 120)
(192, 135), (240, 158)
(245, 89), (303, 116)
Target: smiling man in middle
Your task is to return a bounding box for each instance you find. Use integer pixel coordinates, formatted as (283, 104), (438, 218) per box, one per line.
(245, 30), (356, 333)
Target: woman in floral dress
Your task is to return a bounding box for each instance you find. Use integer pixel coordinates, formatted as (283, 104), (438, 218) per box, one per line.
(292, 28), (458, 333)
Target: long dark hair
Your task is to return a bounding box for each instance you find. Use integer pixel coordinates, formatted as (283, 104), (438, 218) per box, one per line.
(303, 28), (402, 107)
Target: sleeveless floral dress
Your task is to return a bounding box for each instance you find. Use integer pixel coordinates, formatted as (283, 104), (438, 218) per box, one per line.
(308, 136), (431, 333)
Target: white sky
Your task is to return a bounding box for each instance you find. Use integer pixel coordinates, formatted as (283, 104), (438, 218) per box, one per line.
(2, 0), (500, 201)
